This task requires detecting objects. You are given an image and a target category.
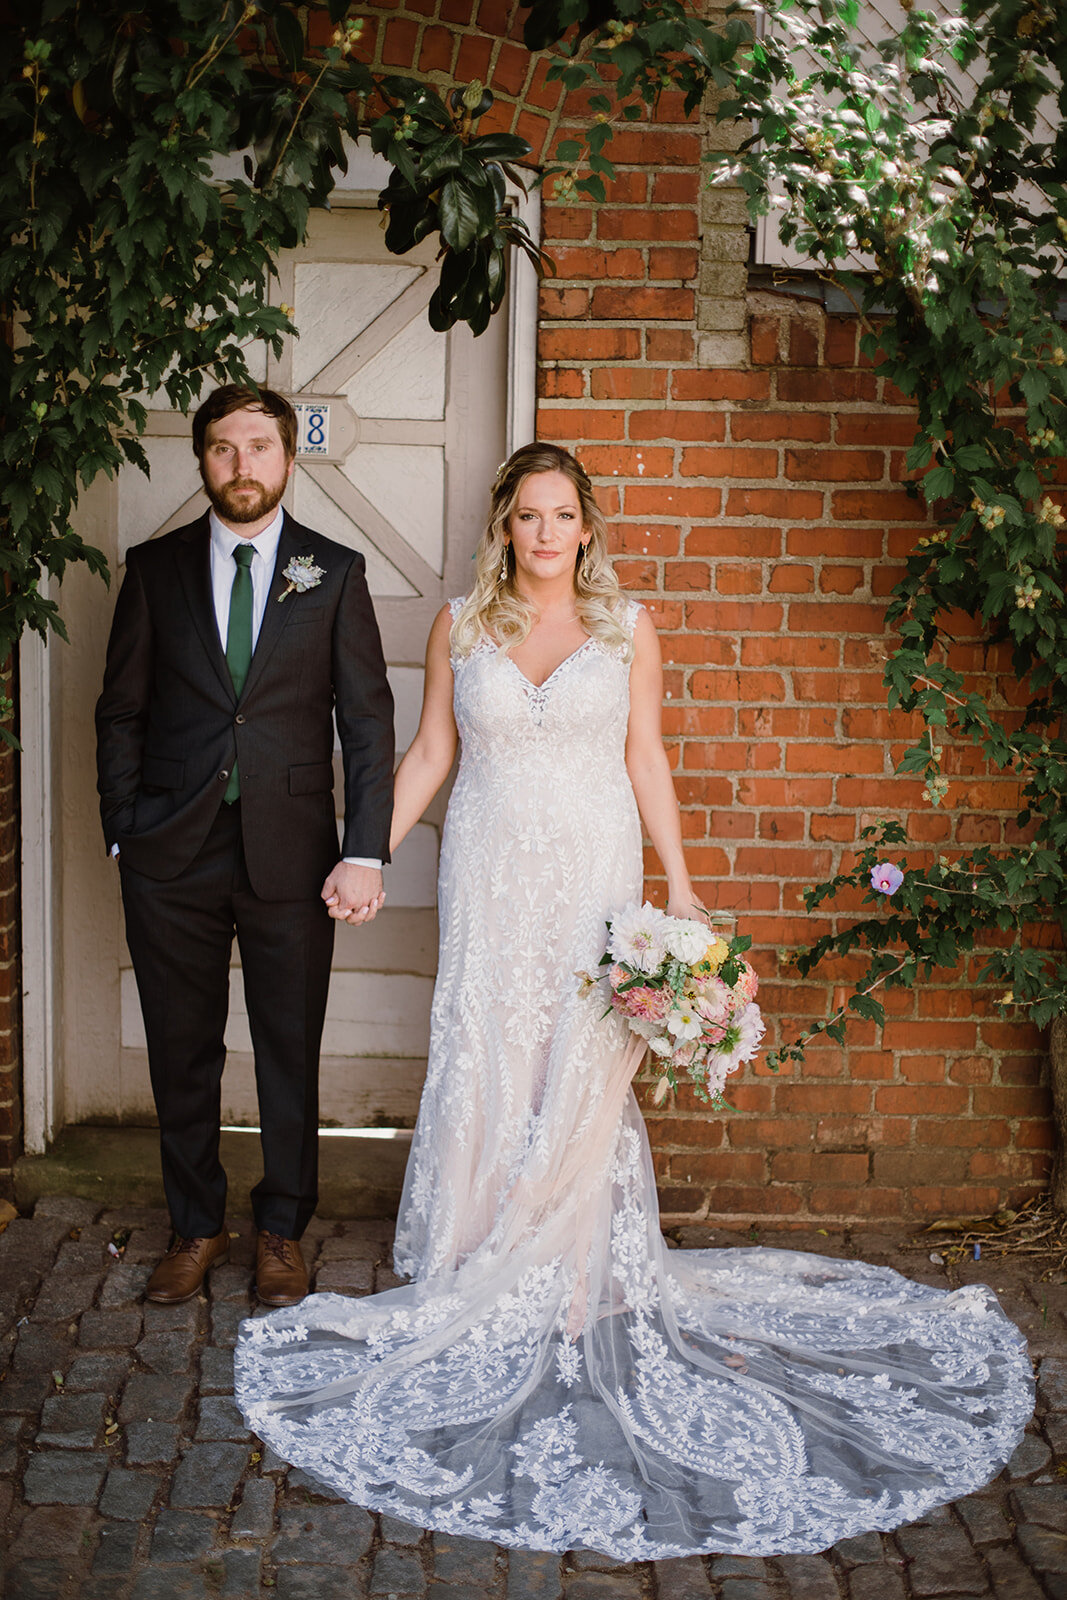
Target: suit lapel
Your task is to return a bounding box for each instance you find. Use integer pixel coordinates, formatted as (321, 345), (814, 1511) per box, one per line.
(239, 514), (313, 702)
(174, 516), (235, 703)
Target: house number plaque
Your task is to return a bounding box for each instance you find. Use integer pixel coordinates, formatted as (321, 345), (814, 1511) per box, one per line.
(288, 396), (358, 464)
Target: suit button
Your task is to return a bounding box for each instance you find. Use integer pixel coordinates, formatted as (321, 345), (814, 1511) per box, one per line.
(235, 714), (245, 725)
(218, 770), (229, 781)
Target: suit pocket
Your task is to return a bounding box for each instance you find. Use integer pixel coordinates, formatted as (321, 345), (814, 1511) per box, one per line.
(286, 605), (326, 627)
(141, 755), (184, 792)
(289, 761), (334, 796)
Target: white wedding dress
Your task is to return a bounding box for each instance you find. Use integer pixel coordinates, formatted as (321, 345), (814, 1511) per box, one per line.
(234, 600), (1033, 1558)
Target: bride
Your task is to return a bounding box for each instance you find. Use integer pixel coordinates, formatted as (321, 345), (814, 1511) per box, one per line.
(234, 443), (1033, 1558)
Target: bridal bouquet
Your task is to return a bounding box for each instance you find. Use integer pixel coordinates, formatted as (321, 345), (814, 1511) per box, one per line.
(580, 902), (765, 1107)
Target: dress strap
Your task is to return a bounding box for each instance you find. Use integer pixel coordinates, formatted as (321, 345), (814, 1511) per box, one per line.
(610, 597), (643, 654)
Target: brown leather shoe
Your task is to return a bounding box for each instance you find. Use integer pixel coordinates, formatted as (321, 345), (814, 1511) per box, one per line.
(145, 1230), (229, 1304)
(255, 1231), (308, 1307)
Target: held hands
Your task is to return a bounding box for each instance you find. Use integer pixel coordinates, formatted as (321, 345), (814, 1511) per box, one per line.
(322, 863), (385, 925)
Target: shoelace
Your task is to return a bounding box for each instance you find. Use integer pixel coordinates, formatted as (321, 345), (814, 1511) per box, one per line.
(259, 1232), (293, 1263)
(170, 1235), (214, 1256)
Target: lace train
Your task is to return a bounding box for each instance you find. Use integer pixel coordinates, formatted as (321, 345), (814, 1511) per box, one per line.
(235, 1096), (1032, 1557)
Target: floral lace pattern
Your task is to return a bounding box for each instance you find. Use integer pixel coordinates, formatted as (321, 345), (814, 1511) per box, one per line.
(234, 600), (1034, 1557)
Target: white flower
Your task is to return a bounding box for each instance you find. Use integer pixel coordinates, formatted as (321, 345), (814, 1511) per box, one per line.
(733, 1001), (765, 1062)
(712, 1003), (766, 1086)
(665, 1002), (703, 1042)
(662, 918), (711, 964)
(703, 1057), (731, 1100)
(607, 901), (668, 974)
(648, 1034), (673, 1057)
(278, 555), (326, 601)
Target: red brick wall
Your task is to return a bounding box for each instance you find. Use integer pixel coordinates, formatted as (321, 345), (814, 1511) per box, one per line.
(334, 0), (1055, 1222)
(533, 124), (1053, 1222)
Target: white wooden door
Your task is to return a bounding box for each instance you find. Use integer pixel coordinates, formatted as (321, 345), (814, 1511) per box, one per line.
(59, 203), (510, 1130)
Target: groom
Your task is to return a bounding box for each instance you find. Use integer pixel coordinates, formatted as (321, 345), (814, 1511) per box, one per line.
(96, 385), (394, 1307)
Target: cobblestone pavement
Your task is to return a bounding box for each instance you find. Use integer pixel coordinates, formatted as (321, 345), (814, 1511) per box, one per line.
(1, 1195), (1065, 1600)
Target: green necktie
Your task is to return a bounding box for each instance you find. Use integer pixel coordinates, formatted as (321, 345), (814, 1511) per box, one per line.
(224, 543), (255, 803)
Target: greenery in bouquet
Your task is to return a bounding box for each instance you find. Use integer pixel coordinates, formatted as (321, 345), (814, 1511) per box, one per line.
(582, 902), (765, 1108)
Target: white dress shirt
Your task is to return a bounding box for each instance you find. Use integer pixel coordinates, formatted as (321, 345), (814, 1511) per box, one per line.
(209, 506), (284, 650)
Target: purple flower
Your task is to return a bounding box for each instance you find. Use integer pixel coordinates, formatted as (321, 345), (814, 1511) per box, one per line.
(870, 862), (903, 896)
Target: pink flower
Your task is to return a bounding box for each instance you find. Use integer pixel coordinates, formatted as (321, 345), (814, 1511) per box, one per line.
(701, 1022), (728, 1046)
(734, 961), (760, 1003)
(693, 977), (733, 1025)
(709, 1003), (766, 1088)
(870, 862), (903, 895)
(612, 983), (669, 1023)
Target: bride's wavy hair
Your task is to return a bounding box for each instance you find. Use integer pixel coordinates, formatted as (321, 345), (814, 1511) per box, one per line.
(451, 442), (632, 660)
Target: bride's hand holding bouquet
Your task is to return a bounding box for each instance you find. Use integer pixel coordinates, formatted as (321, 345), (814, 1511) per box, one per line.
(580, 901), (765, 1108)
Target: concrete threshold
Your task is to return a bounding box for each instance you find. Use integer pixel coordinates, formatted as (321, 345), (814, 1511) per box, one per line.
(13, 1123), (411, 1219)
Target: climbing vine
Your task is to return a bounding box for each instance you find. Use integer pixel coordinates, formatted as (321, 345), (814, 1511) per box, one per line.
(700, 0), (1067, 1058)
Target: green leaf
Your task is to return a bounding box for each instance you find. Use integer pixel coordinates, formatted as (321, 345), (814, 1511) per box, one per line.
(848, 991), (885, 1023)
(271, 8), (306, 71)
(415, 135), (463, 188)
(1020, 368), (1051, 408)
(922, 465), (955, 500)
(439, 178), (481, 252)
(952, 444), (992, 471)
(466, 132), (531, 163)
(587, 152), (617, 179)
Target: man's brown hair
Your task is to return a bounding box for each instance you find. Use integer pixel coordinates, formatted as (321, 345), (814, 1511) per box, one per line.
(192, 385), (298, 462)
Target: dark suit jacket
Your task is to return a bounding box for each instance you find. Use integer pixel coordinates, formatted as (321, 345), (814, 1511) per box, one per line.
(96, 512), (395, 901)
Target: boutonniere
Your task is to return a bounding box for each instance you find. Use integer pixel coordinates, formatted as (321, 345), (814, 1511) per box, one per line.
(278, 555), (325, 602)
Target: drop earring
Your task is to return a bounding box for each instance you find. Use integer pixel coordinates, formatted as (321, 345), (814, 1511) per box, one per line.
(499, 544), (509, 583)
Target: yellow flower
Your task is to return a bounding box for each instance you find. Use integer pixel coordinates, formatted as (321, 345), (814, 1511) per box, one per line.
(692, 938), (729, 976)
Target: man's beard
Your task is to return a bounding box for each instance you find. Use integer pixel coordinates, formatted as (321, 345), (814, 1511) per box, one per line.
(206, 475), (288, 525)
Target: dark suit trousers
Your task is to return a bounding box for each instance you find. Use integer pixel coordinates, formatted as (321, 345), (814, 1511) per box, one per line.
(119, 802), (335, 1239)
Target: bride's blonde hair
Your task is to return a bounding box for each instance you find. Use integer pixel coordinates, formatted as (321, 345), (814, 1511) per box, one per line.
(450, 442), (632, 660)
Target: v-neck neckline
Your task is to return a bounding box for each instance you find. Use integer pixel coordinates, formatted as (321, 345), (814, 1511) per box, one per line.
(505, 636), (594, 692)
